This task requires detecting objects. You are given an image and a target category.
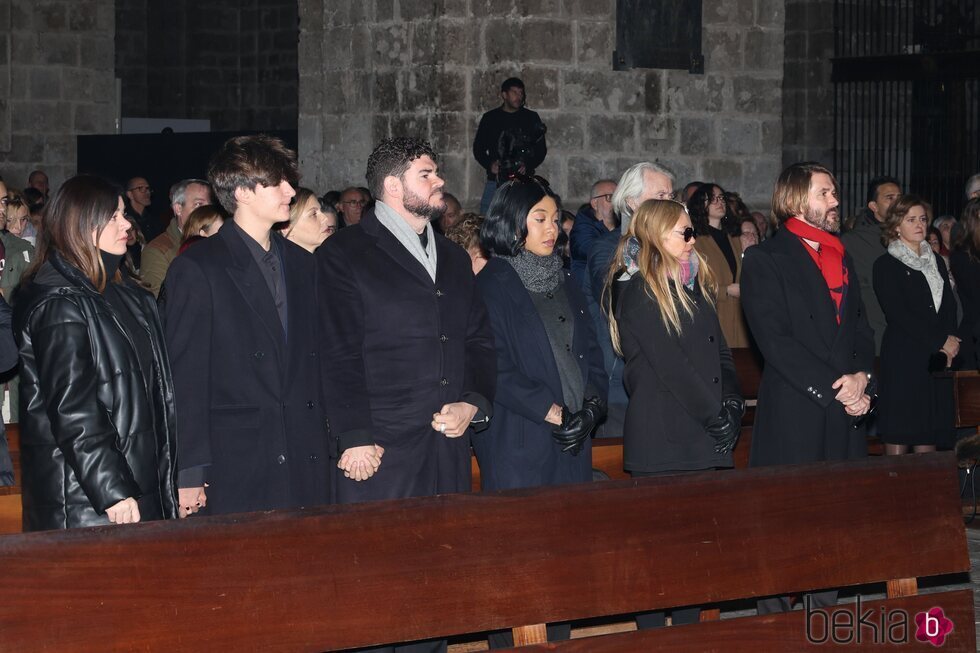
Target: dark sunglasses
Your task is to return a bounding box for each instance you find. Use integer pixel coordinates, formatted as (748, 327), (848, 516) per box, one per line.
(673, 226), (695, 242)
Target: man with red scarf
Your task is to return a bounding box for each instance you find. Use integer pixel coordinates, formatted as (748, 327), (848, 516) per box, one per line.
(741, 162), (875, 614)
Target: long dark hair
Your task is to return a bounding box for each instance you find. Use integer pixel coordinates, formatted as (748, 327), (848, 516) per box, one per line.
(687, 183), (739, 237)
(955, 197), (980, 262)
(28, 175), (123, 291)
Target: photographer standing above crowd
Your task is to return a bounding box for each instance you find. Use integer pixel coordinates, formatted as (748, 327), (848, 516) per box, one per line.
(473, 77), (547, 214)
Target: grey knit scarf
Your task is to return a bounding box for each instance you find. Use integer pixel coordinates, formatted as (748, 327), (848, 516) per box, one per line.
(502, 249), (564, 293)
(374, 200), (438, 282)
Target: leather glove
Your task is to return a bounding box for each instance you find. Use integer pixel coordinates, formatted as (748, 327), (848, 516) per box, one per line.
(552, 396), (607, 455)
(704, 397), (744, 454)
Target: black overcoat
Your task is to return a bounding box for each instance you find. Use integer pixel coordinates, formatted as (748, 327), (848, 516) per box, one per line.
(473, 258), (606, 491)
(162, 222), (330, 515)
(317, 210), (496, 503)
(873, 251), (957, 445)
(616, 276), (739, 473)
(740, 228), (875, 466)
(950, 249), (980, 370)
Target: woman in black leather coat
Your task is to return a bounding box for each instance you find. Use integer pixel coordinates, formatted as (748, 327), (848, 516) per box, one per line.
(14, 175), (179, 531)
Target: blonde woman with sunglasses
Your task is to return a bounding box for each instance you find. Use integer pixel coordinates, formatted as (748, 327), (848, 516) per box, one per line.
(607, 198), (743, 629)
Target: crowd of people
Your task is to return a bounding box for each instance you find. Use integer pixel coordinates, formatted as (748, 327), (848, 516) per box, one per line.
(0, 75), (978, 652)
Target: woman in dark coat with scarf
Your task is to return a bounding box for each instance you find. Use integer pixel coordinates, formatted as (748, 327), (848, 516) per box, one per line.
(474, 175), (607, 649)
(609, 198), (743, 629)
(474, 176), (607, 491)
(873, 195), (959, 453)
(14, 175), (179, 531)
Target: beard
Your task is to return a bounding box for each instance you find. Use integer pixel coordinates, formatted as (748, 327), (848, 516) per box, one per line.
(804, 205), (840, 234)
(403, 186), (446, 222)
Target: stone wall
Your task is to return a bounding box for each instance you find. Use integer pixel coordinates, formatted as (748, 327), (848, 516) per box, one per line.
(115, 0), (298, 133)
(781, 0), (834, 170)
(299, 0), (786, 212)
(0, 0), (116, 188)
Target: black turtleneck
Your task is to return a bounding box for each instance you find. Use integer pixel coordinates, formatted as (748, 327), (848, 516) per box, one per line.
(100, 250), (155, 396)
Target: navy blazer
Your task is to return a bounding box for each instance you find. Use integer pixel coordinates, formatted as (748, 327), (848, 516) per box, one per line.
(473, 257), (607, 491)
(162, 222), (330, 514)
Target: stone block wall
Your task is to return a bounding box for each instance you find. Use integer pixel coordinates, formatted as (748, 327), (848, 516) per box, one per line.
(299, 0), (786, 212)
(116, 0), (298, 133)
(781, 0), (834, 170)
(0, 0), (116, 189)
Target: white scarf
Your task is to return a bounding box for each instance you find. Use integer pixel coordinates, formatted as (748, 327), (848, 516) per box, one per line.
(887, 239), (943, 312)
(374, 200), (438, 283)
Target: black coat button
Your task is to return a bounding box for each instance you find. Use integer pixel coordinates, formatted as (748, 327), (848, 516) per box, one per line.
(440, 378), (448, 386)
(708, 335), (715, 342)
(310, 454), (319, 462)
(309, 351), (317, 358)
(276, 454), (286, 464)
(435, 289), (443, 297)
(254, 351), (265, 359)
(558, 316), (566, 322)
(307, 401), (314, 409)
(440, 334), (448, 342)
(712, 377), (719, 383)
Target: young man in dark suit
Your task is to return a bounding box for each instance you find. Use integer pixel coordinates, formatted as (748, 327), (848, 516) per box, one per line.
(163, 134), (330, 517)
(741, 161), (875, 614)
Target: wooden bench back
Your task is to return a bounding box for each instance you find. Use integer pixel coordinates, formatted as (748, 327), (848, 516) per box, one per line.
(0, 454), (969, 652)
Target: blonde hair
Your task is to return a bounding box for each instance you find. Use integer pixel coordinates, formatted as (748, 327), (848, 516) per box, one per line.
(606, 199), (717, 353)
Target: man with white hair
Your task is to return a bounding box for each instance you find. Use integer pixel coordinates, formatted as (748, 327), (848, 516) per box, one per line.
(966, 173), (980, 202)
(583, 162), (675, 439)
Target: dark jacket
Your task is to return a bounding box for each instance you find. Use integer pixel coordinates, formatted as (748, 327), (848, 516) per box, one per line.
(0, 296), (20, 485)
(741, 228), (875, 466)
(617, 276), (739, 473)
(950, 249), (980, 370)
(841, 213), (888, 354)
(569, 205), (605, 286)
(162, 222), (330, 515)
(472, 106), (547, 179)
(873, 251), (957, 444)
(14, 253), (178, 530)
(317, 209), (496, 503)
(473, 258), (606, 490)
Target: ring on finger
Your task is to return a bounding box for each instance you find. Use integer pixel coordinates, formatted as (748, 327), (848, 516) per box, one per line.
(440, 423), (446, 433)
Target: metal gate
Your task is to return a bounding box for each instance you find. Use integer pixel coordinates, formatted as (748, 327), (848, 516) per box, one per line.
(832, 0), (980, 219)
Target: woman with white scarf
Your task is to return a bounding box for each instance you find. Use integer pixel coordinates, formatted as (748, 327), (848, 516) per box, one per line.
(873, 195), (959, 454)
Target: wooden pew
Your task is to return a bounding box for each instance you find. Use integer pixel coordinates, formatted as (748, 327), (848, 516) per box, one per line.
(0, 454), (971, 652)
(953, 370), (980, 432)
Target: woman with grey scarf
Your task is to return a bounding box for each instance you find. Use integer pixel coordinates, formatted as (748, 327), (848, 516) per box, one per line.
(472, 175), (607, 647)
(873, 195), (959, 454)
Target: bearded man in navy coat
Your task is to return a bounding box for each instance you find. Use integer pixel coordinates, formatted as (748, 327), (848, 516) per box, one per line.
(318, 137), (496, 510)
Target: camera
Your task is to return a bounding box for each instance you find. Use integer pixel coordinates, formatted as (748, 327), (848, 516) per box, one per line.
(496, 122), (547, 183)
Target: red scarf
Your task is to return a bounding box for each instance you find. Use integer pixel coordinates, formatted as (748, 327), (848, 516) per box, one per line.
(783, 217), (849, 324)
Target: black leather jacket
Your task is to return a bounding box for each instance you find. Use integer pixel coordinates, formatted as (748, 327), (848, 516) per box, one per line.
(14, 252), (178, 530)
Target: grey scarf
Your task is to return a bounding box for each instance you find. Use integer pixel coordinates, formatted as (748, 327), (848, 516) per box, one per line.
(887, 239), (943, 312)
(374, 200), (438, 282)
(502, 250), (564, 293)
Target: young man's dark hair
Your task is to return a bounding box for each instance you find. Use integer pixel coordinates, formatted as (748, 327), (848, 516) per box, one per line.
(207, 134), (299, 214)
(865, 175), (902, 204)
(365, 137), (437, 200)
(500, 77), (524, 92)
